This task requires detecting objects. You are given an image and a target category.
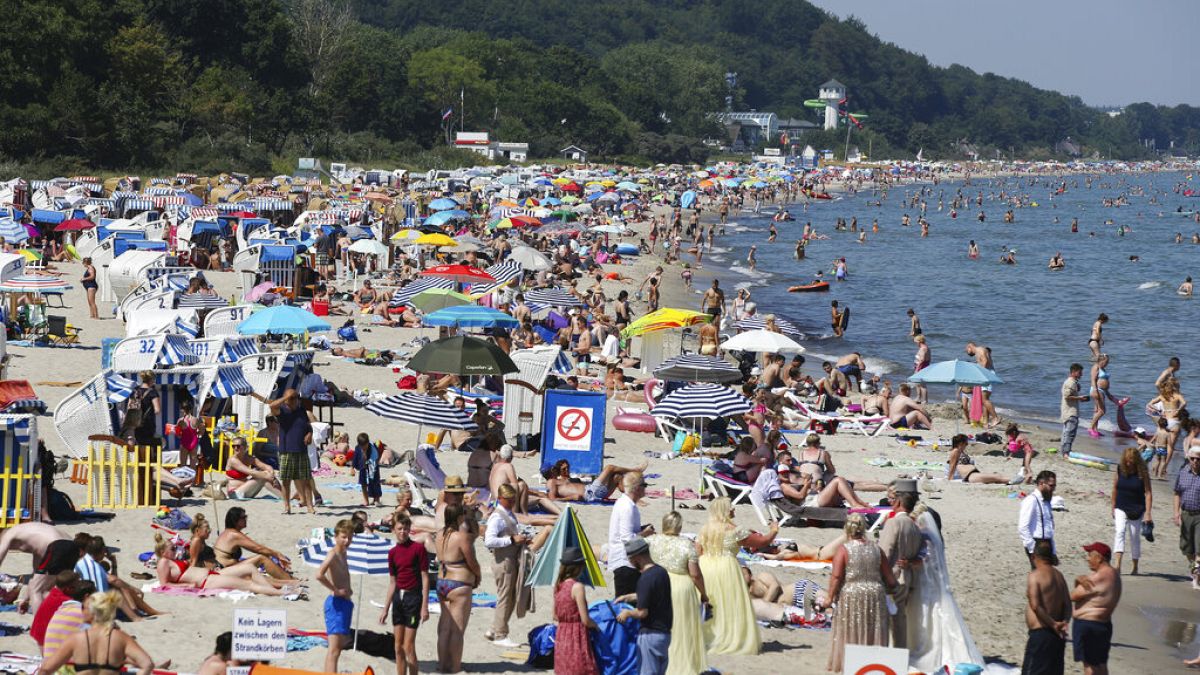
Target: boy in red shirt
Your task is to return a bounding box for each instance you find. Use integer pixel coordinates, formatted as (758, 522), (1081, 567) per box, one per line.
(379, 514), (430, 675)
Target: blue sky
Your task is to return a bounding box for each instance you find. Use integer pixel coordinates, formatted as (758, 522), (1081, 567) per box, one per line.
(806, 0), (1200, 107)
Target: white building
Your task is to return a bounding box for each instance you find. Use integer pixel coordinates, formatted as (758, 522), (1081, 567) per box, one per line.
(712, 111), (779, 149)
(454, 133), (529, 163)
(819, 79), (846, 131)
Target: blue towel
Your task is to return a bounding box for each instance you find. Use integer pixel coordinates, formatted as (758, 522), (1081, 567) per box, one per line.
(287, 635), (328, 652)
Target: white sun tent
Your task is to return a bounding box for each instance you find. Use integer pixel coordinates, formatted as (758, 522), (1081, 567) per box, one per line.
(502, 346), (564, 442)
(102, 250), (168, 303)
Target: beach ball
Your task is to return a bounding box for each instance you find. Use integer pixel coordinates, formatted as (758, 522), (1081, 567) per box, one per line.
(333, 454), (348, 466)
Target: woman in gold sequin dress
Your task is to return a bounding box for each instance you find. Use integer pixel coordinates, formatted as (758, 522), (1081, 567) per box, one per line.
(823, 513), (897, 672)
(647, 511), (710, 675)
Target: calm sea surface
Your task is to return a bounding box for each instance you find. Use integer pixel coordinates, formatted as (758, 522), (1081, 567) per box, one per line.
(702, 171), (1198, 435)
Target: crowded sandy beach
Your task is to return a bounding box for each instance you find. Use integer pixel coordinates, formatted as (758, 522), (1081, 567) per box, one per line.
(0, 159), (1196, 675)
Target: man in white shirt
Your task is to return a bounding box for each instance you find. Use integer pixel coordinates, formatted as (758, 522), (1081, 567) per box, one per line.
(608, 471), (653, 597)
(1018, 470), (1058, 569)
(483, 483), (527, 647)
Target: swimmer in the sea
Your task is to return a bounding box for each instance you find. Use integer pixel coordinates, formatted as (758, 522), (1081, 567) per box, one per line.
(1048, 252), (1065, 270)
(967, 240), (979, 259)
(1180, 276), (1193, 296)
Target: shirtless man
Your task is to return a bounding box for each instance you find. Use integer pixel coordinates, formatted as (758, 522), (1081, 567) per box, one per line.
(830, 301), (845, 338)
(1070, 542), (1122, 675)
(1024, 536), (1071, 674)
(913, 336), (931, 403)
(542, 459), (647, 503)
(835, 353), (867, 393)
(488, 445), (561, 518)
(1088, 314), (1107, 362)
(966, 341), (1000, 427)
(701, 279), (725, 319)
(0, 522), (71, 612)
(512, 294), (531, 325)
(1155, 356), (1181, 389)
(761, 353), (786, 390)
(890, 384), (933, 430)
(818, 361), (850, 397)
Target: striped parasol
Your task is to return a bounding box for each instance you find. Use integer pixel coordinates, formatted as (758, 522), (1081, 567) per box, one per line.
(175, 292), (230, 309)
(523, 288), (584, 307)
(650, 383), (751, 420)
(653, 354), (743, 384)
(365, 392), (478, 430)
(301, 532), (394, 575)
(0, 274), (72, 294)
(736, 314), (804, 338)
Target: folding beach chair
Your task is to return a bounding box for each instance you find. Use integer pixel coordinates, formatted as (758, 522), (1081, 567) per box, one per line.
(784, 392), (892, 437)
(46, 315), (81, 346)
(701, 467), (753, 505)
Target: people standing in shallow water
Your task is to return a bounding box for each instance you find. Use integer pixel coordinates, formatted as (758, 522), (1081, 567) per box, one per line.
(967, 240), (979, 259)
(1049, 252), (1065, 270)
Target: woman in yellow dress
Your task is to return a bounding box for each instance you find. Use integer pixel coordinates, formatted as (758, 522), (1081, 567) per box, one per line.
(697, 497), (768, 655)
(647, 511), (710, 675)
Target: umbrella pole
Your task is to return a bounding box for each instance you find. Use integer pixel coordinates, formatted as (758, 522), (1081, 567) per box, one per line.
(352, 574), (364, 650)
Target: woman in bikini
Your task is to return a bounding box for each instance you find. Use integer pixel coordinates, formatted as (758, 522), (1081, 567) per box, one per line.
(761, 533), (848, 562)
(212, 507), (296, 582)
(947, 434), (1021, 485)
(435, 504), (481, 674)
(1147, 378), (1188, 469)
(154, 534), (295, 596)
(187, 514), (220, 570)
(1089, 354), (1128, 437)
(224, 438), (284, 499)
(1088, 313), (1107, 361)
(34, 590), (155, 675)
(795, 435), (890, 493)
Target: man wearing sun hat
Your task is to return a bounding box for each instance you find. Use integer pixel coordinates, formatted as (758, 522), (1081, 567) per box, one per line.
(1175, 446), (1200, 589)
(1070, 542), (1121, 675)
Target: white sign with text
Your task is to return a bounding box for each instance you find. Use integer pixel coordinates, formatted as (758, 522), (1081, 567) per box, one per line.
(232, 608), (287, 661)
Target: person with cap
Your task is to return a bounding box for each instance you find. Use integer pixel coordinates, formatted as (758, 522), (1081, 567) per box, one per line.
(483, 483), (526, 647)
(553, 546), (600, 675)
(608, 471), (654, 598)
(1174, 445), (1200, 589)
(1022, 539), (1071, 675)
(878, 479), (922, 649)
(1070, 542), (1122, 675)
(616, 536), (673, 675)
(1019, 470), (1058, 569)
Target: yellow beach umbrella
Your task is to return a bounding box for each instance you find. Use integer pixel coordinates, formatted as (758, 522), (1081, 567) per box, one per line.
(622, 307), (711, 338)
(415, 233), (458, 247)
(390, 229), (421, 242)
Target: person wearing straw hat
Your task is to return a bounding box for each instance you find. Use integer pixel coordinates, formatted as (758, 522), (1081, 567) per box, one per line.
(484, 483), (527, 647)
(553, 546), (600, 675)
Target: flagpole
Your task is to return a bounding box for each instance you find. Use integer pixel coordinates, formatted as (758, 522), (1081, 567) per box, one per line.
(460, 88), (465, 133)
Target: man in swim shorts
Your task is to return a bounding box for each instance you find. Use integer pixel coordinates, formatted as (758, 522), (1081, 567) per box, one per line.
(1023, 540), (1070, 675)
(835, 353), (867, 392)
(701, 279), (725, 319)
(1070, 542), (1121, 675)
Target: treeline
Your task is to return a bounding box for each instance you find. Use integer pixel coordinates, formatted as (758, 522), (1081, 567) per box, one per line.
(1, 0), (1196, 175)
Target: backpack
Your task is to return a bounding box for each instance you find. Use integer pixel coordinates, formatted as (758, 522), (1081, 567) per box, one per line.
(123, 389), (147, 430)
(48, 488), (79, 521)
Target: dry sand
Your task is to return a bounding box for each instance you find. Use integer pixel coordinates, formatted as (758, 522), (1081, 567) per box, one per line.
(0, 215), (1193, 673)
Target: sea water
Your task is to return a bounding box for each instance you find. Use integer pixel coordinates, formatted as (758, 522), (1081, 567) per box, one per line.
(703, 171), (1199, 435)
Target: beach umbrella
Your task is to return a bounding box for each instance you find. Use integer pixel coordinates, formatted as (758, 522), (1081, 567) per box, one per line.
(0, 220), (29, 244)
(423, 305), (519, 329)
(0, 274), (72, 294)
(390, 229), (422, 243)
(736, 315), (803, 339)
(237, 305), (331, 335)
(348, 239), (388, 257)
(445, 235), (484, 252)
(622, 308), (711, 338)
(302, 532), (394, 650)
(423, 210), (470, 226)
(55, 218), (95, 231)
(365, 392), (478, 443)
(409, 288), (474, 314)
(507, 245), (553, 272)
(523, 288), (584, 307)
(654, 354), (743, 384)
(720, 329), (805, 354)
(590, 223), (627, 235)
(525, 506), (605, 588)
(680, 190), (697, 208)
(908, 359), (1003, 386)
(407, 334), (518, 376)
(428, 197), (461, 211)
(415, 233), (458, 248)
(549, 209), (578, 221)
(421, 264), (495, 285)
(651, 383), (752, 420)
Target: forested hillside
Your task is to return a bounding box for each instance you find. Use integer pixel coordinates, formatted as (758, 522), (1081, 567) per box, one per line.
(1, 0), (1196, 173)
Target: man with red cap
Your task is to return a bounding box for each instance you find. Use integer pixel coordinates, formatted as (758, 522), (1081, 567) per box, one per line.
(1070, 542), (1122, 675)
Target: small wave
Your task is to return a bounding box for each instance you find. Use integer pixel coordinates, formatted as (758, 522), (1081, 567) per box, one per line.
(727, 264), (772, 280)
(1137, 281), (1162, 290)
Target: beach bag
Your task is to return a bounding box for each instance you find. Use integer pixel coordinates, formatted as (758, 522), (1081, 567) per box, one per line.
(123, 388), (148, 430)
(48, 488), (79, 521)
(525, 624), (556, 668)
(337, 323), (359, 342)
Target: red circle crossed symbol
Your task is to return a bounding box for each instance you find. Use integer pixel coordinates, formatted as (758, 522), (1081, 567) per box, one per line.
(557, 408), (591, 441)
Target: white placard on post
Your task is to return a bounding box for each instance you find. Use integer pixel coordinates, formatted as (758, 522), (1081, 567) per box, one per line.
(843, 644), (909, 675)
(232, 608), (287, 661)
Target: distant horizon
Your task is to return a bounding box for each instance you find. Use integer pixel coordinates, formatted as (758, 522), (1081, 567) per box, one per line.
(806, 0), (1200, 108)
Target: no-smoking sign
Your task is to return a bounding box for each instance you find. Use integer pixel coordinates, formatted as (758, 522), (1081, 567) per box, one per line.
(554, 406), (593, 451)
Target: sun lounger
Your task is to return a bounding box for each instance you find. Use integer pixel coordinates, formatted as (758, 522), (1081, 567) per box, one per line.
(702, 468), (753, 505)
(784, 393), (892, 437)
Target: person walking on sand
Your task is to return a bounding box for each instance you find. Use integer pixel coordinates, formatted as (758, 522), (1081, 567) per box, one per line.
(1070, 543), (1121, 675)
(249, 389), (315, 515)
(609, 472), (654, 597)
(484, 484), (527, 647)
(701, 279), (725, 320)
(381, 513), (430, 675)
(1174, 447), (1200, 589)
(318, 520), (354, 674)
(1022, 540), (1070, 675)
(1061, 364), (1087, 458)
(1111, 447), (1153, 575)
(1019, 471), (1058, 569)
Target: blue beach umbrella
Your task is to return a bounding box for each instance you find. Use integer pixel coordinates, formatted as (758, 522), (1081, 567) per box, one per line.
(423, 305), (519, 329)
(424, 209), (470, 226)
(680, 190), (697, 209)
(908, 359), (1003, 386)
(237, 305), (331, 335)
(428, 197), (461, 211)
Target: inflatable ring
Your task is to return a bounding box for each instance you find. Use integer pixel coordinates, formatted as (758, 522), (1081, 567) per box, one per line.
(613, 412), (657, 433)
(644, 378), (661, 409)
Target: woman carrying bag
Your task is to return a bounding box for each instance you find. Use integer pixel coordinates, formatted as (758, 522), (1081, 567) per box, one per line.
(1112, 446), (1153, 575)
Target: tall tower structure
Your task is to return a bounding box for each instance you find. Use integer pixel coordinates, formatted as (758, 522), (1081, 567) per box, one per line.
(819, 79), (846, 131)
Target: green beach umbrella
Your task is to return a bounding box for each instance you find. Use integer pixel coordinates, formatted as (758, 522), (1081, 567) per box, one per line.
(406, 334), (518, 376)
(524, 506), (605, 588)
(409, 288), (474, 314)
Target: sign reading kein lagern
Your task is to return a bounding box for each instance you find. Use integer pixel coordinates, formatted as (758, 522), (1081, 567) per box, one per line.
(232, 609), (287, 661)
